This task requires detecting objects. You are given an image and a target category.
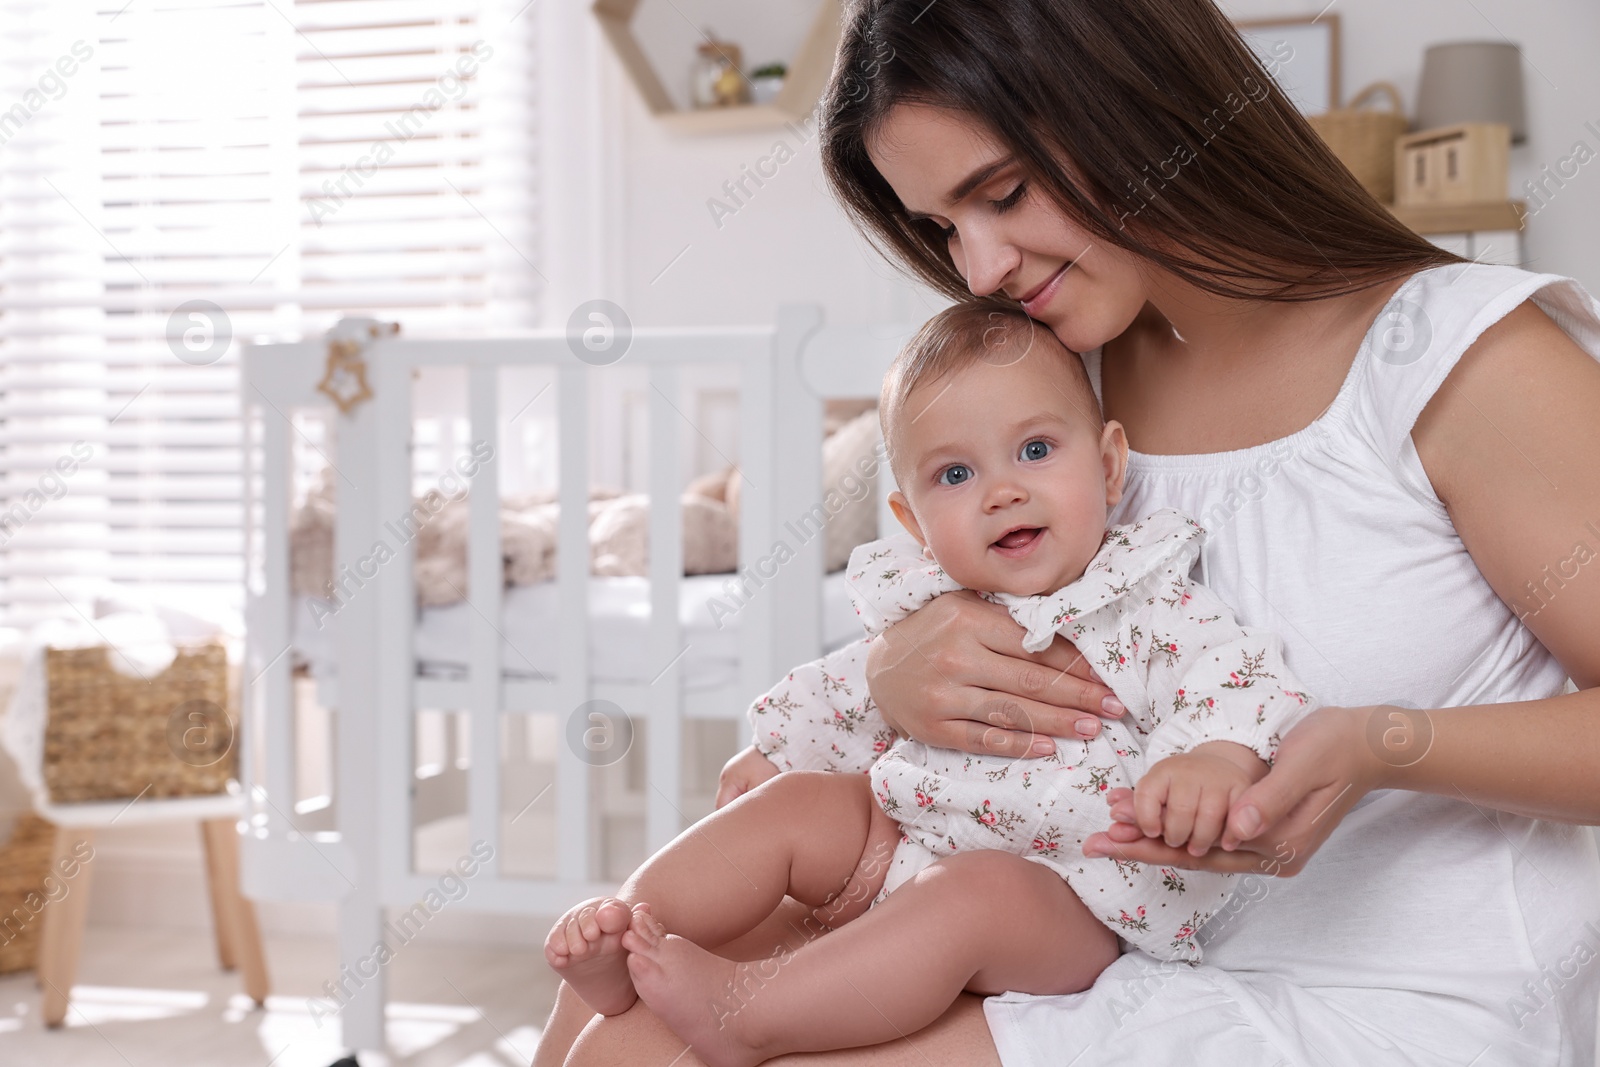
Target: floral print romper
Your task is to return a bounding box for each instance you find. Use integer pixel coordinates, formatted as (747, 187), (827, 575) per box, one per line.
(748, 507), (1317, 962)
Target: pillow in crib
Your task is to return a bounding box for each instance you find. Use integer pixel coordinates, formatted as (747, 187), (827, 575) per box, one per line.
(820, 408), (881, 572)
(721, 405), (881, 573)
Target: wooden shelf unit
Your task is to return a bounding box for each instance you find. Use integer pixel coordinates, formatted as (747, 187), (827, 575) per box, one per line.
(594, 0), (843, 134)
(1387, 200), (1527, 236)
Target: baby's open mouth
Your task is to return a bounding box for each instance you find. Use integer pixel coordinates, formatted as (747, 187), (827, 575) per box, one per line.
(992, 527), (1044, 552)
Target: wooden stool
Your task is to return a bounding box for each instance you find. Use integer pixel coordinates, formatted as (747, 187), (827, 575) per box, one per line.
(33, 794), (269, 1028)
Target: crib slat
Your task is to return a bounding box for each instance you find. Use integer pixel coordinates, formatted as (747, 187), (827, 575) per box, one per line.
(468, 365), (504, 878)
(771, 306), (826, 669)
(374, 356), (417, 907)
(556, 363), (594, 882)
(258, 401), (294, 834)
(735, 333), (776, 750)
(335, 361), (392, 1051)
(646, 362), (684, 852)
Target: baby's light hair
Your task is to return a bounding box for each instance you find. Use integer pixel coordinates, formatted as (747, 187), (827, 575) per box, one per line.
(879, 301), (1102, 490)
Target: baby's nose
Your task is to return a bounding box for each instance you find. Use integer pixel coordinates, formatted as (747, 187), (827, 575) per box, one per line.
(986, 482), (1028, 509)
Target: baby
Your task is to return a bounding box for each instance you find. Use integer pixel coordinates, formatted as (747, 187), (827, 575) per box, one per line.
(545, 302), (1318, 1067)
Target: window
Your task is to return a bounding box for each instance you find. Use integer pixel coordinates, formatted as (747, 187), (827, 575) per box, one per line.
(0, 0), (542, 627)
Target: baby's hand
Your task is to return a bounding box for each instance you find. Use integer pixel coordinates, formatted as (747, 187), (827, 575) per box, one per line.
(1120, 742), (1268, 856)
(715, 744), (781, 808)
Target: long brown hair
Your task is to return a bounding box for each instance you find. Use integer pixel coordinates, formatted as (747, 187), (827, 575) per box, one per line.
(820, 0), (1460, 304)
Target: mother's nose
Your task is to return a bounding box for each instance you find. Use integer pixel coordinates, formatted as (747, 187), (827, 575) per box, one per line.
(954, 224), (1022, 300)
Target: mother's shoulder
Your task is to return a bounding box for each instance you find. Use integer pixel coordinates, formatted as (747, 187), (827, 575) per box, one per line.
(1411, 289), (1600, 506)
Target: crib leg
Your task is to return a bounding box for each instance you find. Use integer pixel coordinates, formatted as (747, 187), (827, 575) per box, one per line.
(338, 898), (387, 1051)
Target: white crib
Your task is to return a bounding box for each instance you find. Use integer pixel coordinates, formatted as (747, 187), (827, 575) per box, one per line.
(237, 305), (914, 1050)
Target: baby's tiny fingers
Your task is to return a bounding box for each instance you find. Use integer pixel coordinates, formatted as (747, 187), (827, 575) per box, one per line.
(1188, 794), (1229, 855)
(1162, 781), (1200, 848)
(1134, 782), (1166, 839)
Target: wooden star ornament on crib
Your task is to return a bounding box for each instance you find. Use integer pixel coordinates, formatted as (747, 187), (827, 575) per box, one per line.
(317, 317), (398, 414)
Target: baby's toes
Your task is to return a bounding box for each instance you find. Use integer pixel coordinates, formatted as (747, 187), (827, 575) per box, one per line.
(564, 913), (599, 958)
(576, 902), (604, 942)
(544, 923), (570, 964)
(594, 897), (632, 936)
(623, 904), (663, 951)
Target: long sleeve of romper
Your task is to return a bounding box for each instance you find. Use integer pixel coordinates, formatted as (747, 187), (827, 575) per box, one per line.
(746, 533), (962, 774)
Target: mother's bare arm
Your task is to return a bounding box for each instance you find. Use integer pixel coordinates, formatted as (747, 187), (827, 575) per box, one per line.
(864, 589), (1125, 758)
(1380, 301), (1600, 821)
(1088, 301), (1600, 875)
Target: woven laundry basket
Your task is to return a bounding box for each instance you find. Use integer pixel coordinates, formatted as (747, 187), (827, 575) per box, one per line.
(1307, 82), (1409, 204)
(0, 813), (58, 974)
(41, 641), (235, 803)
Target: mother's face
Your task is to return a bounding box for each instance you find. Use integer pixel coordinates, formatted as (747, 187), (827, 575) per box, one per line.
(868, 103), (1150, 354)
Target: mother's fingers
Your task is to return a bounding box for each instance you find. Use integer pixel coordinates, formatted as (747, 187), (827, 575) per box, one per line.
(1220, 706), (1377, 854)
(1081, 830), (1279, 874)
(946, 592), (1121, 718)
(922, 690), (1100, 759)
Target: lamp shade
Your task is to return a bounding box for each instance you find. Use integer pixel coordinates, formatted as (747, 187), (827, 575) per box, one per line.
(1416, 41), (1528, 144)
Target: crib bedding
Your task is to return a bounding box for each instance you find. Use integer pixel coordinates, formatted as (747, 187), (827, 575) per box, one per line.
(292, 570), (860, 690)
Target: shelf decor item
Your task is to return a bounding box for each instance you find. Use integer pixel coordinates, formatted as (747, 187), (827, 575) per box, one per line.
(689, 34), (747, 109)
(750, 62), (787, 106)
(1416, 41), (1528, 145)
(1307, 81), (1409, 203)
(1395, 123), (1512, 207)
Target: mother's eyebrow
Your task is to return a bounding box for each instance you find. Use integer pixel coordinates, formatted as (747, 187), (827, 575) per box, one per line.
(904, 158), (1015, 221)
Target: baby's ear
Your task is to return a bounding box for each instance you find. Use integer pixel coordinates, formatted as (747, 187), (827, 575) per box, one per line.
(887, 491), (927, 548)
(1101, 420), (1130, 506)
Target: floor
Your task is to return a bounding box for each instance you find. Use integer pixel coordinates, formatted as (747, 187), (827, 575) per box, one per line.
(0, 926), (557, 1067)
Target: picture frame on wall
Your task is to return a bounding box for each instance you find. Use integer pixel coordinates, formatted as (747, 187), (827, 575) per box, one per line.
(1235, 14), (1342, 115)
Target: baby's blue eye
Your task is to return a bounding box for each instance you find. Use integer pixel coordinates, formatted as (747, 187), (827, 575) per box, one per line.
(1021, 440), (1051, 461)
(938, 464), (972, 486)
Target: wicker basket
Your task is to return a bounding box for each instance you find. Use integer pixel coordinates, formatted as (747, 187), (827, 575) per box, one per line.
(42, 641), (235, 803)
(0, 813), (58, 974)
(1308, 82), (1409, 204)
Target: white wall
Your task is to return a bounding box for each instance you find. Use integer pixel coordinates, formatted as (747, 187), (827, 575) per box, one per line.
(558, 0), (1600, 338)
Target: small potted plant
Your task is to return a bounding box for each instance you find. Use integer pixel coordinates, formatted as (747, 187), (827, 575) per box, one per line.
(750, 61), (787, 105)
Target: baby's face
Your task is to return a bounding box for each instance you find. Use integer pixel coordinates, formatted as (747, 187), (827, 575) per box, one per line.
(889, 349), (1125, 597)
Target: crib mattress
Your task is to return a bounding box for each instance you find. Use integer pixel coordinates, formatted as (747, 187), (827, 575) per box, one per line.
(292, 571), (861, 690)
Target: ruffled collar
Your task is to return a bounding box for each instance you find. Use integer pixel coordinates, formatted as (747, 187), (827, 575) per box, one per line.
(844, 507), (1206, 649)
(993, 507), (1206, 652)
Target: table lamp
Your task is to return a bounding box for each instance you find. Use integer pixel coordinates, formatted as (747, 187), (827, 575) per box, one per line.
(1416, 41), (1528, 144)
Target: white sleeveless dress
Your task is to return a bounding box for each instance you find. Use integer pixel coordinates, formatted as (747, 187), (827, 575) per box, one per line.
(981, 263), (1600, 1067)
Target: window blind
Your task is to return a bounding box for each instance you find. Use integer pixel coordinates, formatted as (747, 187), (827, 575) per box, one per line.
(0, 0), (542, 628)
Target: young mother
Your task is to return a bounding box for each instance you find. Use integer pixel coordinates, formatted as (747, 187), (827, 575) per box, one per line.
(538, 0), (1600, 1063)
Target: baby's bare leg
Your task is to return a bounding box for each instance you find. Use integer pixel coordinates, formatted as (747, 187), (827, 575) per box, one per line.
(545, 771), (897, 1017)
(624, 849), (1119, 1067)
(624, 770), (899, 941)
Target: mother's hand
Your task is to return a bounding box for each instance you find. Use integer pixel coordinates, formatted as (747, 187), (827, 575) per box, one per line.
(1085, 705), (1387, 875)
(864, 588), (1126, 758)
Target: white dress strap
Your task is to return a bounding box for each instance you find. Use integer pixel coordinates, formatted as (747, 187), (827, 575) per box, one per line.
(1348, 262), (1600, 479)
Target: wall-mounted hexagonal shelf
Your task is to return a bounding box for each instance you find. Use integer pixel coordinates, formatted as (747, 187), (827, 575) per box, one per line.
(594, 0), (842, 134)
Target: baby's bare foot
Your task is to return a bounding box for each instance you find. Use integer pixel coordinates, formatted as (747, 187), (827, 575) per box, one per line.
(543, 896), (637, 1016)
(622, 906), (769, 1067)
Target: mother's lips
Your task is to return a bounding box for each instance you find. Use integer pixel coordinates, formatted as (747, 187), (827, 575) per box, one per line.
(1016, 263), (1070, 306)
